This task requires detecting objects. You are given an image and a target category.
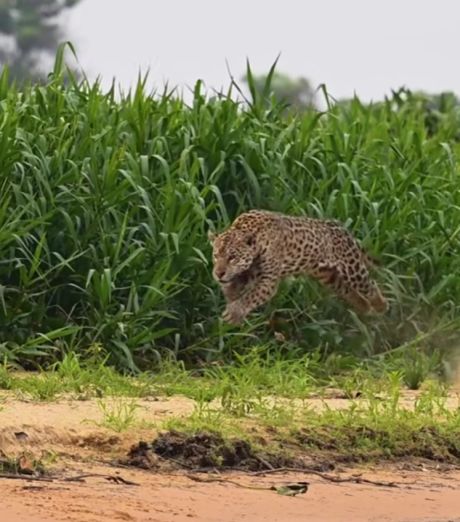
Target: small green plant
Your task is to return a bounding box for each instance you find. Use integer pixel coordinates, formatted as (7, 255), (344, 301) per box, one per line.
(402, 348), (440, 390)
(0, 365), (12, 390)
(18, 375), (63, 401)
(220, 383), (263, 416)
(95, 399), (141, 432)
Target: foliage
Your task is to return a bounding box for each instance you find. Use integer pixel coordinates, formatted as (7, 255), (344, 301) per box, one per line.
(1, 353), (459, 463)
(0, 50), (460, 370)
(93, 398), (142, 432)
(164, 378), (460, 463)
(0, 343), (449, 401)
(0, 0), (80, 82)
(242, 67), (316, 111)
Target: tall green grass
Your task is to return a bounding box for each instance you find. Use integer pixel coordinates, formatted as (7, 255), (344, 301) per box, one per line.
(0, 47), (459, 370)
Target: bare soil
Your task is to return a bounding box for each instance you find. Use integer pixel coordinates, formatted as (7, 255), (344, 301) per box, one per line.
(1, 393), (460, 522)
(2, 462), (460, 522)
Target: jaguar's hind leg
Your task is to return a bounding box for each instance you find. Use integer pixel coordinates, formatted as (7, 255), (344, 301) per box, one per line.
(315, 262), (386, 315)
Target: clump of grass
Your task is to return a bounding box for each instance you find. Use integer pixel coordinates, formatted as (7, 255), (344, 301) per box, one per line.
(0, 364), (13, 390)
(94, 399), (141, 432)
(0, 352), (158, 400)
(401, 349), (440, 390)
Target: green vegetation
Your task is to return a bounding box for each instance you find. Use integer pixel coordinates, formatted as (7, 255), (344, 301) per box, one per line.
(0, 1), (81, 82)
(93, 398), (142, 432)
(0, 349), (458, 461)
(164, 382), (460, 463)
(0, 345), (449, 401)
(0, 352), (158, 400)
(0, 47), (459, 371)
(242, 66), (316, 111)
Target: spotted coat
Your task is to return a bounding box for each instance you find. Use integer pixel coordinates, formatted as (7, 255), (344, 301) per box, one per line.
(208, 210), (388, 324)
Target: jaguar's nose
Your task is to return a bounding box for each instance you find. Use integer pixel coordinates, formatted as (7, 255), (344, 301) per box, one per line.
(214, 268), (226, 280)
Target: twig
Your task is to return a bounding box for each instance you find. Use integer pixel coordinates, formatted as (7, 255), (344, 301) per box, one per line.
(185, 473), (272, 491)
(185, 473), (311, 496)
(255, 455), (275, 471)
(106, 475), (139, 486)
(125, 455), (402, 488)
(249, 467), (401, 488)
(0, 473), (53, 482)
(0, 472), (138, 486)
(62, 473), (139, 486)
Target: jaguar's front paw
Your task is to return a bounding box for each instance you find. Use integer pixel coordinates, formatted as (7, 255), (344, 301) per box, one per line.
(222, 302), (247, 325)
(221, 281), (245, 302)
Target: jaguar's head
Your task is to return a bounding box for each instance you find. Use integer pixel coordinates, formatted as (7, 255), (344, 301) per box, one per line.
(208, 229), (257, 283)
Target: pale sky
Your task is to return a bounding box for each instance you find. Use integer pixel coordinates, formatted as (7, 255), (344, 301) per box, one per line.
(65, 0), (460, 102)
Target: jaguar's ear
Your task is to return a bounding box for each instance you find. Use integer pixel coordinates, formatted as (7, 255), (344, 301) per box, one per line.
(207, 230), (216, 244)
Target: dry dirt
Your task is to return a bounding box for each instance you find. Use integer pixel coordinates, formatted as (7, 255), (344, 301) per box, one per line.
(1, 393), (460, 522)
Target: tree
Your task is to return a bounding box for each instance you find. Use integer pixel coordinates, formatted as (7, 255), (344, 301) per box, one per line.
(0, 0), (80, 82)
(243, 71), (316, 112)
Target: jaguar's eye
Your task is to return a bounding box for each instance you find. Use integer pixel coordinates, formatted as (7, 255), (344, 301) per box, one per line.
(228, 254), (236, 262)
